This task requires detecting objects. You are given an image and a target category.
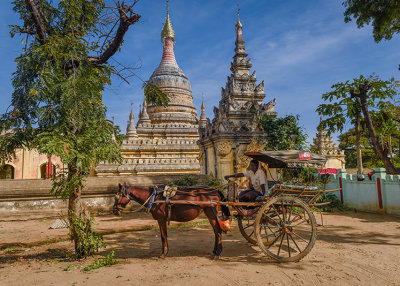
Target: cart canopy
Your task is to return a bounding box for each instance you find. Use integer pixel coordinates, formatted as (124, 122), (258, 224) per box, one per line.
(244, 150), (326, 169)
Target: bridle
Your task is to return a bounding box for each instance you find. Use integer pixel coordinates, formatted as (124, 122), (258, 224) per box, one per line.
(114, 183), (157, 214)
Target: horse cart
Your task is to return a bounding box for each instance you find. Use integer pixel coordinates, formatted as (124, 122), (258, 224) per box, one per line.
(114, 150), (340, 262)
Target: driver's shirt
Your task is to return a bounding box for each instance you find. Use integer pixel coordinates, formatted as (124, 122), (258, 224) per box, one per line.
(243, 168), (267, 193)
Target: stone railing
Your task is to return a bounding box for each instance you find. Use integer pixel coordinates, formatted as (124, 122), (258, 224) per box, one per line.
(326, 168), (400, 215)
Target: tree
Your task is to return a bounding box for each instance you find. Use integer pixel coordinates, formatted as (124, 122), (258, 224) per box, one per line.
(260, 115), (308, 151)
(316, 75), (367, 174)
(343, 0), (400, 42)
(339, 128), (388, 168)
(317, 75), (399, 175)
(0, 0), (165, 257)
(350, 81), (398, 174)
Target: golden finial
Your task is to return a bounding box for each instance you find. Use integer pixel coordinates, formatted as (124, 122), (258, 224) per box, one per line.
(236, 3), (242, 28)
(201, 94), (205, 109)
(161, 0), (175, 42)
(129, 102), (133, 120)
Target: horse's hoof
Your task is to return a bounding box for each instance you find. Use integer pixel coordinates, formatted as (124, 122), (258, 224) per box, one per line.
(212, 255), (220, 260)
(158, 254), (166, 259)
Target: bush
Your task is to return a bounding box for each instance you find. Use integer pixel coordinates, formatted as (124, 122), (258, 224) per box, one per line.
(317, 193), (344, 212)
(170, 175), (224, 188)
(170, 175), (199, 186)
(69, 214), (106, 258)
(83, 251), (118, 272)
(202, 176), (223, 187)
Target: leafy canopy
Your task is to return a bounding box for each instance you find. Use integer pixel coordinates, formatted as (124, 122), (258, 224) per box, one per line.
(260, 115), (308, 151)
(343, 0), (400, 42)
(316, 74), (399, 134)
(0, 0), (135, 199)
(338, 127), (398, 168)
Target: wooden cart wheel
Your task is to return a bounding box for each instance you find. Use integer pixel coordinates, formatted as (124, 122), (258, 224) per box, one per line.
(237, 214), (257, 245)
(254, 196), (317, 262)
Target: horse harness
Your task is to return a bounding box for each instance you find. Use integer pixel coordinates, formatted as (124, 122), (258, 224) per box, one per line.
(120, 184), (177, 219)
(120, 184), (230, 229)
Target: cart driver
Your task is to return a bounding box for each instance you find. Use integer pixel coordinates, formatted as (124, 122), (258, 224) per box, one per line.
(224, 159), (267, 202)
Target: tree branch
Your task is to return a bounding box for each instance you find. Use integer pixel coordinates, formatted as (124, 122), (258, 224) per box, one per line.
(25, 0), (47, 44)
(89, 2), (141, 65)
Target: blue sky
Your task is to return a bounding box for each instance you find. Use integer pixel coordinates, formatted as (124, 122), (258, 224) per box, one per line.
(1, 0), (400, 144)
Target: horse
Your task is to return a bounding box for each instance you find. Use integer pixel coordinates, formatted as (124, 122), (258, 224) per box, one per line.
(113, 183), (230, 259)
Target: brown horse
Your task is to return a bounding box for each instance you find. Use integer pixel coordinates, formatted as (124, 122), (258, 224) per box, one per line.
(113, 183), (230, 259)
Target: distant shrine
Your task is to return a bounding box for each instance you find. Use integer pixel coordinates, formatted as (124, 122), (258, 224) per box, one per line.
(198, 12), (277, 180)
(96, 5), (200, 176)
(312, 123), (346, 169)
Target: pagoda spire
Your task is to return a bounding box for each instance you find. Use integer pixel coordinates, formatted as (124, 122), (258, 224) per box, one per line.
(231, 7), (251, 75)
(111, 116), (116, 141)
(159, 0), (177, 65)
(161, 0), (175, 42)
(235, 5), (246, 55)
(126, 103), (138, 138)
(199, 95), (207, 127)
(138, 98), (151, 126)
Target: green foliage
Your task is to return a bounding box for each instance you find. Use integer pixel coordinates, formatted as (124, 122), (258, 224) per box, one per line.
(202, 176), (223, 187)
(338, 128), (400, 168)
(260, 115), (308, 151)
(143, 81), (170, 107)
(69, 214), (105, 258)
(0, 1), (166, 257)
(317, 74), (400, 169)
(343, 0), (400, 42)
(63, 264), (74, 271)
(0, 165), (7, 179)
(170, 175), (224, 187)
(277, 168), (318, 186)
(317, 193), (345, 212)
(170, 175), (200, 186)
(83, 251), (118, 272)
(1, 0), (124, 191)
(317, 75), (399, 132)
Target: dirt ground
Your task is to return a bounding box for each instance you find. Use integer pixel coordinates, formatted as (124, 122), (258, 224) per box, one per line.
(0, 210), (399, 286)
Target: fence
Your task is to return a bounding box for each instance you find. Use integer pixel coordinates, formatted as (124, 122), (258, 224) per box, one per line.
(326, 168), (400, 215)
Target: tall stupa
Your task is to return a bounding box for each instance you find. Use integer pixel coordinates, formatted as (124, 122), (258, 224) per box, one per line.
(96, 2), (200, 176)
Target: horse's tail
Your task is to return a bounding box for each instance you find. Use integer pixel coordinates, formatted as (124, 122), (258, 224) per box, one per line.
(217, 190), (231, 218)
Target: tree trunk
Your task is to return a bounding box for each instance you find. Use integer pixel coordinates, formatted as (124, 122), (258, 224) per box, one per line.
(358, 92), (397, 174)
(67, 163), (83, 256)
(355, 113), (363, 174)
(388, 135), (393, 163)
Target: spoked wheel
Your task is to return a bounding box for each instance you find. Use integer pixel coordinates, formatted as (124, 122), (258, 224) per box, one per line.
(255, 196), (317, 262)
(237, 214), (257, 245)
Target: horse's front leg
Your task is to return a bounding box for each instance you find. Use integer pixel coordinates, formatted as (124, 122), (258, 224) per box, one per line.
(156, 217), (168, 258)
(204, 207), (222, 259)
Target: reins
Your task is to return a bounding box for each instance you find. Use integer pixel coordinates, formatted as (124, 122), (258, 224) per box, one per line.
(122, 186), (156, 213)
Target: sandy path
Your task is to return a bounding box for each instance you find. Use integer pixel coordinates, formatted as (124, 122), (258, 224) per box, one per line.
(0, 211), (399, 286)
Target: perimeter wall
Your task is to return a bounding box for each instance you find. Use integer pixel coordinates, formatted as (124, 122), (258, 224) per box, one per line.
(0, 175), (205, 213)
(326, 168), (400, 215)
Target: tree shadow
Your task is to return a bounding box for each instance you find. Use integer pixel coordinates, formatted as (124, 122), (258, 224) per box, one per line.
(316, 224), (400, 246)
(100, 227), (280, 264)
(0, 247), (69, 267)
(324, 210), (400, 223)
